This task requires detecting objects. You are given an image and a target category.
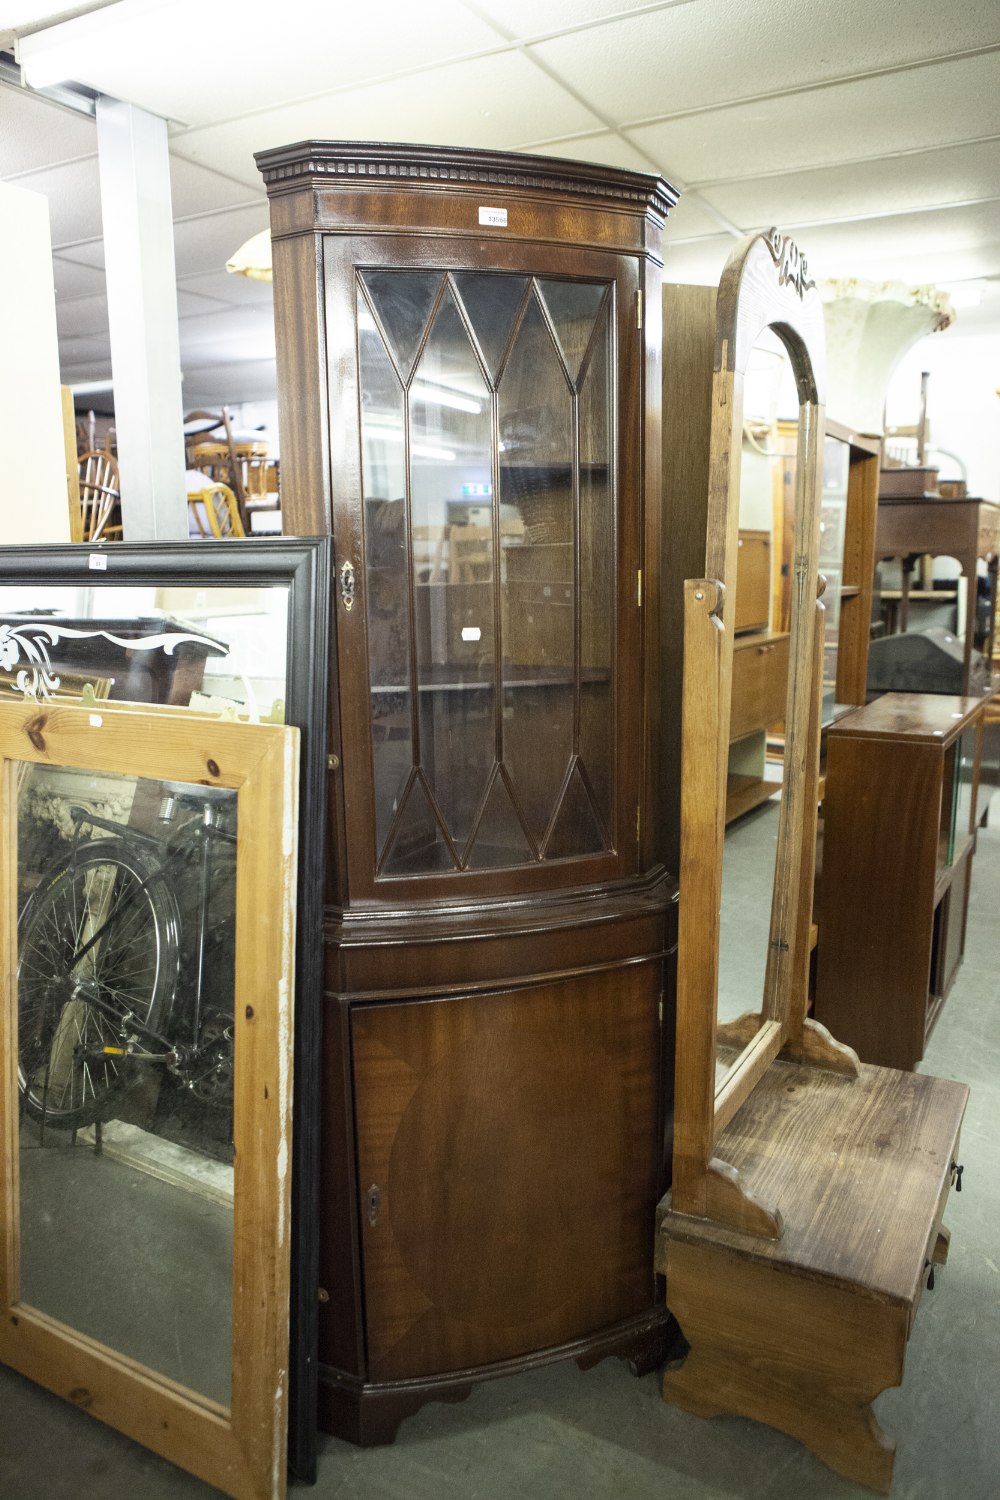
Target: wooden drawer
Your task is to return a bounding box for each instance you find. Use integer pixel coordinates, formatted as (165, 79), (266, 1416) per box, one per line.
(734, 530), (771, 634)
(911, 1129), (963, 1331)
(730, 631), (789, 741)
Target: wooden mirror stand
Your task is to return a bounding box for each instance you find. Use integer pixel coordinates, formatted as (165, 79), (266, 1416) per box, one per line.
(670, 229), (857, 1238)
(656, 232), (969, 1493)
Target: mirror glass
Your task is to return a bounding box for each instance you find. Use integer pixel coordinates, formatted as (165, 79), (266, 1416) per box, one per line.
(0, 584), (289, 721)
(715, 336), (798, 1088)
(16, 763), (237, 1407)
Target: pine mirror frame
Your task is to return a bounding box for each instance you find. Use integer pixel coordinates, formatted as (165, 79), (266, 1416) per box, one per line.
(0, 538), (330, 1482)
(0, 702), (299, 1500)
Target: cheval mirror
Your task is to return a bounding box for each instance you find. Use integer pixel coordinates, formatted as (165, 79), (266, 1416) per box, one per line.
(657, 231), (969, 1494)
(670, 228), (858, 1237)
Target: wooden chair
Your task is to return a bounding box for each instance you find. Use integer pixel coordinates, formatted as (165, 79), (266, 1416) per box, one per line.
(187, 482), (246, 540)
(78, 450), (122, 542)
(184, 408), (263, 531)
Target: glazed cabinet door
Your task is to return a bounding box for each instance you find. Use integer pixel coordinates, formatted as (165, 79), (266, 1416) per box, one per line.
(324, 240), (642, 902)
(350, 965), (662, 1382)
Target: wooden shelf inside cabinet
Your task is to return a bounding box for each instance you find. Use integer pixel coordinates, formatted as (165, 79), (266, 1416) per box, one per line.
(258, 139), (679, 1444)
(814, 692), (986, 1071)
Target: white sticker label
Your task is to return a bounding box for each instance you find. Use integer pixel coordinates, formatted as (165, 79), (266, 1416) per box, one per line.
(461, 626), (482, 642)
(89, 714), (103, 728)
(89, 553), (108, 570)
(478, 206), (508, 227)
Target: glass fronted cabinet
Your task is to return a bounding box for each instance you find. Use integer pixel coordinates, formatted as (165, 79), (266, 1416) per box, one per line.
(259, 142), (677, 1444)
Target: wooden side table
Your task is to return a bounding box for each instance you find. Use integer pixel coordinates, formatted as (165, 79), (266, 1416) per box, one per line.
(876, 497), (1000, 693)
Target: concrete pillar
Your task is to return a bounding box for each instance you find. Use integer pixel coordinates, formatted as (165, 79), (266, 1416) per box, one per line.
(96, 97), (187, 540)
(0, 181), (72, 543)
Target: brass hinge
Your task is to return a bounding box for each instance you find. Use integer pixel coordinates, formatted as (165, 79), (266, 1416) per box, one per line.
(658, 996), (663, 1025)
(637, 568), (643, 607)
(635, 290), (643, 329)
(636, 804), (641, 843)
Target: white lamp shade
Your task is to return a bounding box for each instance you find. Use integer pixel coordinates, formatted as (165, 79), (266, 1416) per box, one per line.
(820, 280), (954, 436)
(226, 229), (273, 282)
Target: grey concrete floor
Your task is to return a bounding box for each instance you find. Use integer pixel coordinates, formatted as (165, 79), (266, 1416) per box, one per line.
(1, 815), (998, 1500)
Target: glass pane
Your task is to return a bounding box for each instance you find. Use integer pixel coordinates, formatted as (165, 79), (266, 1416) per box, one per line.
(536, 280), (606, 383)
(577, 295), (614, 831)
(382, 773), (453, 875)
(16, 764), (236, 1407)
(715, 337), (788, 1085)
(359, 290), (415, 858)
(499, 291), (574, 844)
(465, 769), (535, 869)
(359, 269), (442, 379)
(546, 761), (606, 858)
(452, 272), (529, 383)
(0, 586), (289, 719)
(411, 283), (495, 860)
(955, 730), (977, 847)
(819, 435), (849, 720)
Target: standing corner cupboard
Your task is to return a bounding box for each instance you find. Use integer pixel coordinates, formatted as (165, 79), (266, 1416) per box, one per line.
(256, 142), (679, 1442)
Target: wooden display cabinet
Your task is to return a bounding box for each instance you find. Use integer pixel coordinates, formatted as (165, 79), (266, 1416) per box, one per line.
(258, 141), (678, 1442)
(775, 416), (880, 713)
(814, 692), (985, 1071)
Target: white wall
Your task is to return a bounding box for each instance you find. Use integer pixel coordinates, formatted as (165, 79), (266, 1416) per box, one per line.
(0, 180), (71, 542)
(885, 329), (1000, 503)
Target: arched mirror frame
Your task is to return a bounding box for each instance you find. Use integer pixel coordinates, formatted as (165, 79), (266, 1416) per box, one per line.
(671, 231), (858, 1238)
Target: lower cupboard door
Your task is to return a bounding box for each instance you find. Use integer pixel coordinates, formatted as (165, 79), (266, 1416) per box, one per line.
(351, 963), (662, 1381)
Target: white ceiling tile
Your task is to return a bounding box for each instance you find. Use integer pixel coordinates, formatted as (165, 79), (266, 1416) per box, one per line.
(57, 202), (271, 277)
(60, 356), (113, 384)
(171, 205), (271, 278)
(176, 287), (234, 316)
(627, 53), (1000, 184)
(18, 0), (508, 127)
(663, 190), (731, 241)
(51, 254), (107, 298)
(662, 233), (733, 285)
(182, 359), (278, 407)
(52, 236), (104, 269)
(473, 0), (697, 35)
(178, 269), (275, 307)
(520, 131), (660, 175)
(58, 332), (112, 364)
(0, 79), (97, 175)
(169, 154), (265, 216)
(171, 52), (603, 183)
(699, 139), (1000, 232)
(54, 292), (108, 337)
(178, 306), (275, 364)
(791, 201), (1000, 281)
(528, 0), (1000, 123)
(11, 154), (103, 247)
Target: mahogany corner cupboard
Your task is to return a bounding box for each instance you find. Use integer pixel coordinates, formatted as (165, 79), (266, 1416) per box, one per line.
(256, 141), (679, 1443)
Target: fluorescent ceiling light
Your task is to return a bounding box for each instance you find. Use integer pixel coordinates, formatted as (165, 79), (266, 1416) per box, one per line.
(411, 383), (481, 415)
(17, 0), (169, 90)
(362, 422), (455, 463)
(70, 378), (114, 394)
